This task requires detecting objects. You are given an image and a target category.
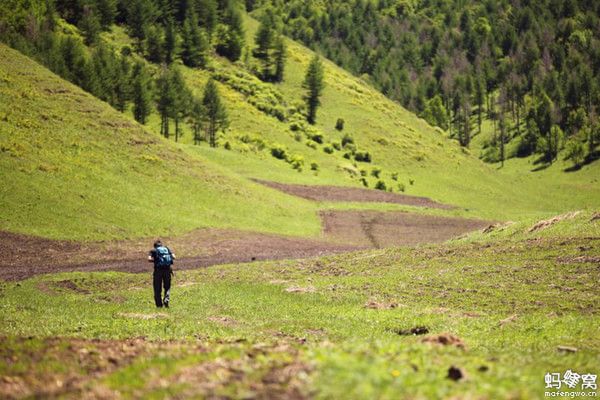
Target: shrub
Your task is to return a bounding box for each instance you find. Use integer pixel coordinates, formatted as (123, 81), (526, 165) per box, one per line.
(343, 152), (352, 159)
(391, 172), (398, 181)
(306, 141), (317, 149)
(341, 134), (354, 147)
(224, 141), (232, 150)
(360, 178), (368, 187)
(271, 144), (287, 160)
(323, 145), (334, 154)
(409, 179), (414, 185)
(354, 151), (371, 162)
(310, 133), (324, 144)
(287, 154), (304, 170)
(335, 118), (345, 131)
(290, 121), (301, 131)
(360, 169), (367, 177)
(375, 180), (387, 191)
(332, 141), (341, 151)
(371, 167), (381, 178)
(397, 183), (406, 192)
(294, 132), (302, 142)
(310, 162), (319, 171)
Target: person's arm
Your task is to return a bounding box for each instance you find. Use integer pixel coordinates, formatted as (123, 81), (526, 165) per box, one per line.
(148, 250), (155, 263)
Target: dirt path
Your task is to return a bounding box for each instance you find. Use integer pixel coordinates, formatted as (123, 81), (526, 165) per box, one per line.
(0, 210), (489, 281)
(255, 179), (454, 209)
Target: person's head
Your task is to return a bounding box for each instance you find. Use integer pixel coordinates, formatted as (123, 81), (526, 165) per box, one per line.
(154, 240), (162, 248)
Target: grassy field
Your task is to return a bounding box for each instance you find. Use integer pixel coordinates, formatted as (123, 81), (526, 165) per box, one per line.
(1, 211), (598, 398)
(0, 44), (321, 241)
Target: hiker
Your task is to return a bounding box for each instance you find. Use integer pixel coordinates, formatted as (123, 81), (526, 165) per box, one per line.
(148, 240), (175, 308)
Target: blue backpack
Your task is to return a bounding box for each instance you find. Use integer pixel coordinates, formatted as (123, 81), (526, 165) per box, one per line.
(155, 246), (173, 268)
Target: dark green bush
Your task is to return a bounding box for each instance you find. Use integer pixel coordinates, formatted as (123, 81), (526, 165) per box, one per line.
(375, 180), (387, 191)
(271, 144), (287, 160)
(371, 167), (381, 178)
(323, 145), (334, 154)
(354, 151), (371, 162)
(341, 134), (354, 147)
(335, 118), (345, 131)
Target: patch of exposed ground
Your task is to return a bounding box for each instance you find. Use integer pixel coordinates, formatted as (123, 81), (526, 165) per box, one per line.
(254, 179), (455, 209)
(320, 210), (489, 248)
(0, 337), (310, 399)
(0, 210), (488, 280)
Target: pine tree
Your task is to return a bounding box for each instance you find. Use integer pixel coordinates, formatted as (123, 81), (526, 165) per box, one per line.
(79, 5), (101, 45)
(273, 36), (286, 83)
(253, 13), (275, 80)
(145, 25), (164, 63)
(302, 55), (325, 124)
(114, 55), (132, 112)
(202, 78), (228, 147)
(189, 98), (205, 145)
(164, 18), (178, 64)
(156, 66), (175, 138)
(181, 9), (208, 67)
(196, 0), (218, 35)
(169, 67), (190, 142)
(96, 0), (117, 29)
(132, 62), (152, 124)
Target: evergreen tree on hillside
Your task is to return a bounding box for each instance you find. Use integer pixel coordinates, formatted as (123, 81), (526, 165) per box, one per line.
(79, 5), (101, 45)
(114, 55), (132, 112)
(189, 98), (205, 145)
(132, 61), (152, 124)
(164, 18), (178, 64)
(145, 25), (164, 63)
(170, 68), (191, 142)
(196, 0), (218, 36)
(202, 78), (228, 147)
(253, 11), (275, 80)
(273, 36), (286, 83)
(303, 55), (324, 125)
(96, 0), (116, 29)
(181, 9), (209, 67)
(156, 66), (175, 138)
(215, 3), (244, 61)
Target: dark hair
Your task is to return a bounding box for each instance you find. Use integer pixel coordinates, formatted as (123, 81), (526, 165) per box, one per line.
(154, 240), (162, 248)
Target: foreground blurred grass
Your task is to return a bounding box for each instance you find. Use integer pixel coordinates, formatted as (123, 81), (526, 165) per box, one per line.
(1, 211), (598, 398)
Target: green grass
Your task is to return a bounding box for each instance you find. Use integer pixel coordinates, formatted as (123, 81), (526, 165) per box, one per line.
(0, 44), (321, 240)
(1, 211), (598, 398)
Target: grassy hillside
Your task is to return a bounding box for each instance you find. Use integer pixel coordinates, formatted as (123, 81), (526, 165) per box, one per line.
(103, 17), (600, 222)
(2, 211), (598, 398)
(0, 44), (321, 240)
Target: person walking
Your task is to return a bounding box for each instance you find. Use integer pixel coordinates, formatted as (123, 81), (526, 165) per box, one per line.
(148, 240), (175, 308)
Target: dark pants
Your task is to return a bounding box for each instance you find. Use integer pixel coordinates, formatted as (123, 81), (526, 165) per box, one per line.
(153, 268), (171, 307)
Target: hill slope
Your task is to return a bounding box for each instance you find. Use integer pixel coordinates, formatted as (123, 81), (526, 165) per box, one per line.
(102, 17), (600, 221)
(0, 44), (321, 240)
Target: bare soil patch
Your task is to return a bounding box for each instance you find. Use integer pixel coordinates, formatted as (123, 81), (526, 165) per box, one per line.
(320, 210), (489, 248)
(0, 210), (488, 281)
(255, 179), (454, 209)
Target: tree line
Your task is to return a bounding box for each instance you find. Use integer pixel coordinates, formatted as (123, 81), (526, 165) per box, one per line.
(259, 0), (600, 168)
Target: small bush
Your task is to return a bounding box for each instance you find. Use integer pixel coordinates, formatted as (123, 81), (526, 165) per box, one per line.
(371, 167), (381, 178)
(360, 169), (367, 177)
(341, 134), (354, 147)
(294, 132), (302, 142)
(310, 162), (319, 171)
(271, 144), (287, 160)
(397, 183), (406, 192)
(224, 141), (232, 150)
(332, 141), (341, 151)
(375, 180), (387, 191)
(354, 151), (371, 162)
(323, 145), (334, 154)
(287, 154), (304, 170)
(290, 122), (301, 131)
(409, 179), (414, 185)
(306, 141), (317, 149)
(335, 118), (345, 131)
(391, 172), (398, 181)
(360, 178), (368, 187)
(343, 152), (352, 159)
(310, 133), (324, 144)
